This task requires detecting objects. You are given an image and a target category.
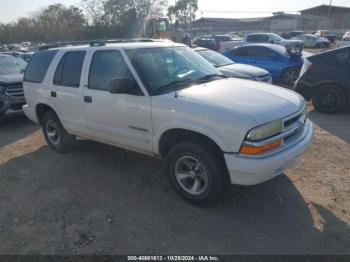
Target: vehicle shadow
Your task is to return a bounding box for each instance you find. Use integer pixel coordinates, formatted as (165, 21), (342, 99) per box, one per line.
(308, 108), (350, 144)
(0, 114), (39, 148)
(0, 140), (349, 255)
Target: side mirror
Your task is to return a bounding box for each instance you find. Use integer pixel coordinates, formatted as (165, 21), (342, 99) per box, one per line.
(108, 78), (138, 95)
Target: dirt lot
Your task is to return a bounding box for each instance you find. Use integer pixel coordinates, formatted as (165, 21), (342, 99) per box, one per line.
(0, 108), (349, 255)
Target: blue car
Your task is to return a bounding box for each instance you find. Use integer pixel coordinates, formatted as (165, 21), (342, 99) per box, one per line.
(223, 44), (304, 86)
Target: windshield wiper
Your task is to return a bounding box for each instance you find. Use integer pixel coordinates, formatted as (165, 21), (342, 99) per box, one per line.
(197, 74), (226, 81)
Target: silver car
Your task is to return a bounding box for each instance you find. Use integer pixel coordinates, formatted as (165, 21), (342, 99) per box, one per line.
(294, 34), (330, 48)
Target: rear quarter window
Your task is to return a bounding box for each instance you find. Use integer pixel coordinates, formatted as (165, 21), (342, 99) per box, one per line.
(24, 50), (58, 83)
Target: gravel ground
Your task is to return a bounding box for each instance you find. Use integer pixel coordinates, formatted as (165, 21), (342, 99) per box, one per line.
(0, 107), (349, 255)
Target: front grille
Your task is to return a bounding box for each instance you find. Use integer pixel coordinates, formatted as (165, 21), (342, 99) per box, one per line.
(284, 113), (302, 128)
(5, 83), (24, 98)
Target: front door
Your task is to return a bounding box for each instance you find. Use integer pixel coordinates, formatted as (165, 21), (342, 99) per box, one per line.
(83, 50), (153, 153)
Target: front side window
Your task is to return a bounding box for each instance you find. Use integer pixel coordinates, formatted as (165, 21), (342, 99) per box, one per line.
(88, 50), (141, 95)
(24, 50), (57, 83)
(127, 46), (222, 96)
(0, 56), (27, 75)
(53, 51), (86, 87)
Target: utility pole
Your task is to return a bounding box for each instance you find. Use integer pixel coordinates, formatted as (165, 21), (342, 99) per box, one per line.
(328, 0), (333, 29)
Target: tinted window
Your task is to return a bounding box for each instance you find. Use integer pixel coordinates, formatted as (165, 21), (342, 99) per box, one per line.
(246, 47), (274, 57)
(246, 34), (268, 43)
(53, 51), (86, 87)
(24, 50), (57, 83)
(335, 51), (350, 63)
(89, 50), (142, 95)
(233, 47), (249, 56)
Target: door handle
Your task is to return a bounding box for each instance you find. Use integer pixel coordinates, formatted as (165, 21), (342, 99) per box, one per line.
(50, 91), (57, 98)
(84, 96), (92, 103)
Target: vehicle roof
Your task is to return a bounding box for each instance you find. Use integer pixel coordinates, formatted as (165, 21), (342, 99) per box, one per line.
(310, 45), (350, 58)
(43, 41), (186, 52)
(235, 43), (281, 49)
(298, 34), (317, 37)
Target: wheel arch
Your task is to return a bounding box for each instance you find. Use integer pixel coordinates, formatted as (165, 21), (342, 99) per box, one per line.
(157, 128), (226, 159)
(35, 103), (60, 125)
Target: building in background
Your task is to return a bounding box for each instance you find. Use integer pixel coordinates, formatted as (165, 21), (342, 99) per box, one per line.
(191, 4), (350, 35)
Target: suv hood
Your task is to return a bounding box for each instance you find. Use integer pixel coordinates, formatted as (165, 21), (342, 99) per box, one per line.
(0, 74), (23, 85)
(177, 78), (304, 125)
(219, 63), (268, 77)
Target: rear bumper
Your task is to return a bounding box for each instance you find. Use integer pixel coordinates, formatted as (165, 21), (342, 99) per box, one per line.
(0, 94), (25, 115)
(224, 120), (313, 185)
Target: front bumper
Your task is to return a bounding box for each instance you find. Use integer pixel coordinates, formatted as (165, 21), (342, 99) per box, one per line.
(224, 120), (313, 185)
(0, 94), (25, 115)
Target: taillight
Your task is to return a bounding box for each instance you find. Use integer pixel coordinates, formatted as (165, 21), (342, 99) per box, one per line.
(300, 58), (313, 77)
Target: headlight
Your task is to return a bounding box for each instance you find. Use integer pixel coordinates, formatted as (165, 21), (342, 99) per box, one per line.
(246, 120), (283, 141)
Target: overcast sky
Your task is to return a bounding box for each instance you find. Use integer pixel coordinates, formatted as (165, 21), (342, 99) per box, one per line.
(1, 0), (350, 23)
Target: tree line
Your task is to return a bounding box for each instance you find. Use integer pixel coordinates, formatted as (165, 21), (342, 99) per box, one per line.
(0, 0), (198, 44)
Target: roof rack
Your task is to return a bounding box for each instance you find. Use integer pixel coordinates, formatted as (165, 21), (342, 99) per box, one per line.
(39, 38), (166, 50)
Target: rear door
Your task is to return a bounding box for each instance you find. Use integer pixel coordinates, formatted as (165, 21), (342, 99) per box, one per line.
(49, 50), (87, 134)
(82, 49), (153, 153)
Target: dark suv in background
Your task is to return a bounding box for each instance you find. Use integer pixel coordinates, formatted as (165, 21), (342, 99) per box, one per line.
(294, 46), (350, 114)
(0, 54), (27, 121)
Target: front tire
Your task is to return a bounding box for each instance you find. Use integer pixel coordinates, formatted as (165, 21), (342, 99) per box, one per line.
(165, 142), (228, 205)
(42, 111), (76, 153)
(312, 85), (346, 114)
(283, 68), (299, 86)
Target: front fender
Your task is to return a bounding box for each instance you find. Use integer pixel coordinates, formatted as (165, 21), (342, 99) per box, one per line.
(153, 121), (233, 155)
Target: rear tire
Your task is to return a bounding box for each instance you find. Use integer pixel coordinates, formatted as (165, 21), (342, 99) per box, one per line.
(42, 111), (76, 153)
(312, 85), (346, 114)
(165, 142), (228, 205)
(283, 68), (299, 86)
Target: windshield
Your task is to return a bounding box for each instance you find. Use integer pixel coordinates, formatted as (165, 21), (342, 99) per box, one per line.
(271, 33), (284, 41)
(127, 46), (223, 96)
(0, 56), (27, 75)
(197, 50), (234, 67)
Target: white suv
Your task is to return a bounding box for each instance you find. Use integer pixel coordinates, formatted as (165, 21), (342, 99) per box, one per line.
(23, 40), (313, 204)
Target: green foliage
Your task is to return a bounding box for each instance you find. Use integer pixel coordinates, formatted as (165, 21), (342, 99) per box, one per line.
(0, 0), (167, 43)
(167, 0), (198, 25)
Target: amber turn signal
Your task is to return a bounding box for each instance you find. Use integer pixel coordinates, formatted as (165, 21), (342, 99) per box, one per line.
(240, 140), (282, 155)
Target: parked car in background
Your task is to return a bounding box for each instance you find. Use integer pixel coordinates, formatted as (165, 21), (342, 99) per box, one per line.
(294, 34), (330, 48)
(244, 33), (304, 54)
(192, 36), (217, 51)
(337, 33), (350, 48)
(212, 35), (243, 53)
(23, 41), (313, 204)
(195, 47), (271, 83)
(224, 44), (304, 85)
(19, 52), (35, 63)
(0, 54), (27, 122)
(294, 46), (350, 114)
(290, 31), (306, 38)
(315, 30), (336, 43)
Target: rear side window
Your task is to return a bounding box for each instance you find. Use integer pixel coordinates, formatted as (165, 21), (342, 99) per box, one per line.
(53, 51), (86, 87)
(233, 47), (249, 56)
(246, 34), (268, 43)
(24, 50), (57, 83)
